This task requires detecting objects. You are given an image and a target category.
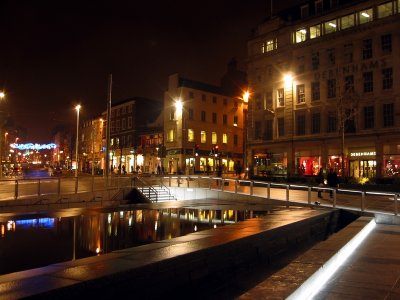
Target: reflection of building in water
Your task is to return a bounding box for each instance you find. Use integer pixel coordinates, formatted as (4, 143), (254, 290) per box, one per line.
(247, 0), (400, 179)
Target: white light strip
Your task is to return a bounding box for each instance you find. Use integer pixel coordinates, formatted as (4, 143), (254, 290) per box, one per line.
(361, 12), (370, 18)
(287, 218), (376, 300)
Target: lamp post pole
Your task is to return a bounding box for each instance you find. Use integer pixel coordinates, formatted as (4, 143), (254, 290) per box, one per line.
(242, 91), (250, 178)
(0, 92), (6, 179)
(175, 99), (184, 174)
(75, 104), (81, 178)
(284, 74), (295, 177)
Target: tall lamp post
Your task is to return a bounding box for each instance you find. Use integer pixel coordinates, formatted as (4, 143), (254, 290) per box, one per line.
(0, 91), (6, 179)
(284, 74), (295, 177)
(242, 91), (250, 178)
(75, 104), (81, 178)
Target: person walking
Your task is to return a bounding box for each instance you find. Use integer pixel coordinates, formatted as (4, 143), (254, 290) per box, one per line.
(316, 168), (324, 198)
(327, 168), (338, 198)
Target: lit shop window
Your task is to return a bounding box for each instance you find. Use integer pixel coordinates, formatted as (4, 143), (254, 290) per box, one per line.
(324, 19), (337, 34)
(309, 24), (321, 39)
(340, 13), (355, 29)
(187, 129), (194, 142)
(359, 8), (373, 24)
(200, 131), (206, 143)
(294, 28), (307, 43)
(378, 2), (393, 18)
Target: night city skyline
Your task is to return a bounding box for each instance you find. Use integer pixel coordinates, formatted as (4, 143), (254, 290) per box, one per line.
(0, 0), (287, 143)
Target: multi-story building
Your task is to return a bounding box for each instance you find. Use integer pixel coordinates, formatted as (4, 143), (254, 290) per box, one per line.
(80, 116), (104, 174)
(108, 97), (163, 174)
(246, 0), (400, 179)
(164, 72), (246, 175)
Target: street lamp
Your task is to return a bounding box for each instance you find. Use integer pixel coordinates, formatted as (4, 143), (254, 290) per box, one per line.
(0, 92), (5, 179)
(284, 74), (295, 177)
(242, 90), (250, 178)
(75, 104), (81, 177)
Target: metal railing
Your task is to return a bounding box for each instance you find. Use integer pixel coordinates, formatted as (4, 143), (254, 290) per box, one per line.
(0, 174), (398, 216)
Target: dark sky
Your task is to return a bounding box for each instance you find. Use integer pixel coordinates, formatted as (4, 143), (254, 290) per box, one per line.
(0, 0), (292, 143)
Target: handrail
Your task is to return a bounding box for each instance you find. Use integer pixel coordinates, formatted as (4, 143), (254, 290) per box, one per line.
(134, 176), (158, 202)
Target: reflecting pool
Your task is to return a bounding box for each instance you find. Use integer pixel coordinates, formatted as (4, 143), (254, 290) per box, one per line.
(0, 207), (262, 275)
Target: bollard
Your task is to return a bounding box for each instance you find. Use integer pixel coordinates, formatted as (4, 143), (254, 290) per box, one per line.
(250, 181), (253, 196)
(361, 191), (365, 212)
(308, 186), (311, 205)
(267, 183), (270, 199)
(395, 194), (398, 216)
(14, 180), (18, 200)
(286, 185), (290, 208)
(333, 189), (337, 208)
(235, 180), (238, 194)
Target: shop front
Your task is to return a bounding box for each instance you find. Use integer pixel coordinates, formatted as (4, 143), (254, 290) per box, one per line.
(253, 151), (287, 176)
(349, 150), (376, 178)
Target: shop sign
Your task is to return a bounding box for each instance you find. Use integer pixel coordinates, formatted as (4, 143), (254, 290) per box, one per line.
(350, 151), (376, 157)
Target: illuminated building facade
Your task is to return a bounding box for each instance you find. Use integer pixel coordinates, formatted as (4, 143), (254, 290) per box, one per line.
(80, 116), (104, 174)
(246, 0), (400, 179)
(164, 73), (246, 174)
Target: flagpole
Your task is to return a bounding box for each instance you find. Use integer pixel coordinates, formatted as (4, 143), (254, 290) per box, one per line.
(105, 74), (112, 180)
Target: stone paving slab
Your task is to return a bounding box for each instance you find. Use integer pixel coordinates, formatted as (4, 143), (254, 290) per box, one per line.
(0, 207), (334, 299)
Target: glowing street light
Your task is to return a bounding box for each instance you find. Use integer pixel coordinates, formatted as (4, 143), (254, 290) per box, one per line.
(75, 104), (81, 177)
(0, 92), (6, 179)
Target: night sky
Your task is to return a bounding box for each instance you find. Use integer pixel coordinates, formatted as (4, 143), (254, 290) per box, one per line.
(0, 0), (296, 143)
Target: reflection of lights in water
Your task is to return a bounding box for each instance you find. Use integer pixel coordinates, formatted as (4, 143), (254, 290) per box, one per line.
(154, 221), (158, 231)
(119, 211), (123, 218)
(107, 214), (112, 224)
(7, 221), (15, 231)
(108, 224), (112, 237)
(114, 228), (118, 236)
(129, 216), (132, 227)
(1, 224), (4, 237)
(194, 225), (197, 232)
(96, 247), (101, 254)
(214, 224), (217, 229)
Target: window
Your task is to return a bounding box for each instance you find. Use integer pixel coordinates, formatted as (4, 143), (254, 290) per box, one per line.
(233, 116), (238, 126)
(294, 28), (307, 43)
(341, 14), (354, 29)
(311, 82), (320, 101)
(222, 133), (228, 144)
(315, 0), (323, 13)
(278, 117), (285, 137)
(212, 132), (217, 144)
(311, 113), (321, 134)
(327, 79), (336, 98)
(212, 96), (217, 103)
(301, 5), (309, 18)
(167, 129), (174, 142)
(344, 109), (356, 133)
(116, 108), (120, 116)
(296, 115), (306, 135)
(277, 88), (284, 107)
(122, 118), (126, 130)
(344, 43), (353, 64)
(189, 91), (194, 99)
(382, 68), (393, 90)
(297, 84), (305, 104)
(201, 111), (206, 121)
(223, 114), (227, 125)
(128, 117), (132, 128)
(364, 106), (374, 129)
(312, 52), (319, 70)
(297, 56), (305, 74)
(263, 38), (277, 52)
(254, 121), (262, 139)
(265, 91), (273, 110)
(310, 24), (321, 39)
(328, 112), (337, 133)
(212, 112), (217, 124)
(116, 120), (120, 132)
(170, 108), (175, 121)
(233, 134), (238, 146)
(188, 129), (194, 142)
(128, 104), (132, 113)
(383, 103), (394, 127)
(200, 131), (206, 143)
(202, 94), (206, 101)
(111, 121), (115, 133)
(381, 34), (392, 54)
(324, 20), (337, 34)
(327, 48), (335, 65)
(359, 8), (373, 24)
(189, 108), (194, 120)
(362, 39), (372, 60)
(363, 72), (373, 93)
(264, 119), (273, 140)
(345, 75), (354, 93)
(378, 2), (393, 18)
